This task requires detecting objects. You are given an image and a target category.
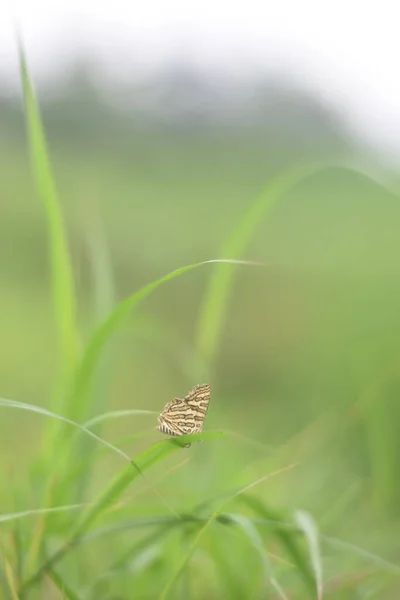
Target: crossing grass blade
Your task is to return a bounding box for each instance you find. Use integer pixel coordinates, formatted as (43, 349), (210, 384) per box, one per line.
(226, 513), (288, 599)
(47, 567), (82, 600)
(240, 494), (316, 596)
(18, 38), (79, 392)
(295, 510), (323, 600)
(19, 431), (224, 593)
(158, 463), (297, 600)
(195, 163), (326, 369)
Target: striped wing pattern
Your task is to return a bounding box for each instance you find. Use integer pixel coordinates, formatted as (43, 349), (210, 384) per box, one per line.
(157, 383), (211, 438)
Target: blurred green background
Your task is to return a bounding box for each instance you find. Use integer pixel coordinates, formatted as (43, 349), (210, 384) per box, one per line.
(1, 59), (400, 597)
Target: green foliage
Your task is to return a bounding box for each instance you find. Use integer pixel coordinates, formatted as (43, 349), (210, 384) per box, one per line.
(0, 40), (400, 600)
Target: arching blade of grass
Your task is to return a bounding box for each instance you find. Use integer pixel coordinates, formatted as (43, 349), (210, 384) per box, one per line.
(0, 398), (132, 463)
(0, 397), (223, 523)
(195, 163), (326, 369)
(158, 462), (297, 600)
(0, 504), (86, 525)
(240, 494), (316, 596)
(18, 39), (79, 390)
(295, 510), (323, 600)
(227, 513), (288, 599)
(83, 409), (158, 429)
(20, 431), (224, 593)
(66, 259), (264, 424)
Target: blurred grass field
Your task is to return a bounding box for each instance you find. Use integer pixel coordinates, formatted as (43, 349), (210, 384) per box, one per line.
(1, 47), (400, 599)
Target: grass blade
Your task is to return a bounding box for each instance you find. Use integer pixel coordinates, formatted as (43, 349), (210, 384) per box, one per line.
(20, 432), (224, 592)
(158, 462), (297, 599)
(0, 398), (132, 463)
(227, 513), (288, 599)
(240, 494), (316, 596)
(47, 567), (82, 600)
(83, 410), (158, 429)
(195, 163), (325, 368)
(295, 510), (323, 600)
(0, 505), (86, 525)
(0, 532), (19, 600)
(18, 38), (79, 385)
(67, 259), (264, 424)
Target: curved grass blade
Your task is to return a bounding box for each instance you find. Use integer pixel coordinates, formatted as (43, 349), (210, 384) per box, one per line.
(20, 432), (224, 593)
(195, 163), (325, 367)
(227, 513), (288, 599)
(67, 259), (264, 424)
(240, 494), (316, 596)
(66, 510), (400, 582)
(83, 409), (158, 429)
(0, 399), (220, 540)
(246, 510), (400, 580)
(46, 567), (82, 600)
(64, 411), (157, 505)
(18, 38), (78, 385)
(0, 399), (132, 463)
(295, 510), (323, 600)
(158, 462), (297, 600)
(0, 504), (86, 525)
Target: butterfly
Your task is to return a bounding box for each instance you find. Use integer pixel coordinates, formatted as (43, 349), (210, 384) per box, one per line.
(157, 383), (211, 447)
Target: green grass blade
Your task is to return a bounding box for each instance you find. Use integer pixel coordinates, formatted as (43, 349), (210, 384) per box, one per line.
(0, 505), (86, 525)
(20, 432), (224, 593)
(240, 494), (316, 596)
(158, 463), (297, 599)
(0, 398), (132, 463)
(0, 532), (19, 600)
(83, 409), (158, 429)
(195, 163), (325, 367)
(18, 39), (79, 385)
(295, 510), (323, 600)
(70, 433), (224, 538)
(227, 513), (288, 599)
(47, 567), (82, 600)
(323, 535), (400, 575)
(67, 259), (263, 423)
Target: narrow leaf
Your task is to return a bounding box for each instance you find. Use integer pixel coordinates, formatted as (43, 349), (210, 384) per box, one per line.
(158, 463), (297, 599)
(196, 163), (325, 366)
(295, 510), (323, 600)
(18, 38), (78, 383)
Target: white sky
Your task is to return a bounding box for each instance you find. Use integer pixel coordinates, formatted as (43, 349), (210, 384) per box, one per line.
(2, 0), (400, 162)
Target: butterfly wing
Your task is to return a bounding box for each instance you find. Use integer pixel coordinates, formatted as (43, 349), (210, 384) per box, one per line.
(157, 384), (211, 437)
(183, 383), (211, 434)
(157, 398), (193, 436)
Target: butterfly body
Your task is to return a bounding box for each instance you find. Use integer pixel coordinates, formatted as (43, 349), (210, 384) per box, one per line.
(157, 384), (211, 446)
